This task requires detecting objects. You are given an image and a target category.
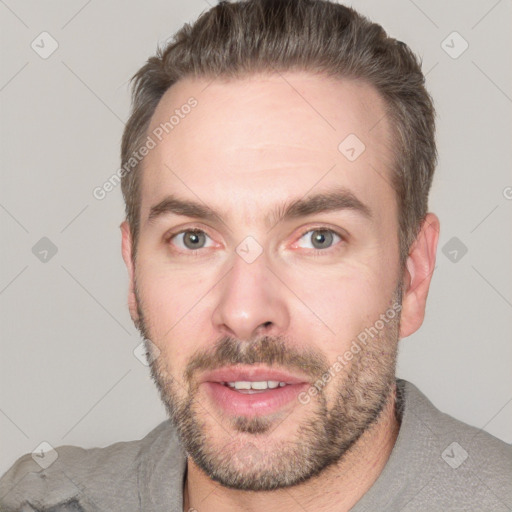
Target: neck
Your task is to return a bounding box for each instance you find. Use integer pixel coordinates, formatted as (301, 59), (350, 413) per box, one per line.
(183, 385), (400, 512)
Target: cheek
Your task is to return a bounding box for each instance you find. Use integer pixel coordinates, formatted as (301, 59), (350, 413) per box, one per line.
(137, 260), (208, 329)
(135, 264), (214, 375)
(288, 266), (397, 356)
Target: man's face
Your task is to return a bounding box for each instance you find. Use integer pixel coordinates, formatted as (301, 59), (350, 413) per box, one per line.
(123, 72), (404, 490)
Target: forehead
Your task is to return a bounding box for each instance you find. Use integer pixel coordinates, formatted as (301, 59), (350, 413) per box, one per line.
(139, 71), (395, 225)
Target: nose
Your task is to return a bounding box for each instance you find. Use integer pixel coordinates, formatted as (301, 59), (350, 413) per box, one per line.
(211, 249), (290, 342)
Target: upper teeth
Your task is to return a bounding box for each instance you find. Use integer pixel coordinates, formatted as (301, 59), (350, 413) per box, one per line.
(226, 381), (287, 390)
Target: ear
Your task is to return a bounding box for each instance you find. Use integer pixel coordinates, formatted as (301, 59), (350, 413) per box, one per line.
(399, 213), (440, 339)
(120, 221), (139, 327)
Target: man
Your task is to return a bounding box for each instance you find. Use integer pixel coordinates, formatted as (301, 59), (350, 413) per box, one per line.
(1, 0), (511, 510)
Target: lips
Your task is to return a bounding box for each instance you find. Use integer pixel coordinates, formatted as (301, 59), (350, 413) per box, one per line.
(202, 380), (310, 417)
(200, 365), (310, 386)
(199, 366), (312, 417)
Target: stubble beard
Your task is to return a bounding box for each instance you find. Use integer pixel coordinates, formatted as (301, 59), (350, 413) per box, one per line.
(134, 282), (401, 491)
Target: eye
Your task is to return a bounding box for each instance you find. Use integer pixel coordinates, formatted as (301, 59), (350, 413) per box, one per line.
(296, 228), (343, 251)
(168, 229), (215, 252)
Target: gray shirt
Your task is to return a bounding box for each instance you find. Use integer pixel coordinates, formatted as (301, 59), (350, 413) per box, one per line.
(1, 379), (511, 511)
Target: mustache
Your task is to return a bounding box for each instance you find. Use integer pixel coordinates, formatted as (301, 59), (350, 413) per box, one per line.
(184, 335), (329, 385)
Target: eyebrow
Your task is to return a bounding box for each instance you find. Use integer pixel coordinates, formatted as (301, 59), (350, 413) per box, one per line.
(147, 187), (372, 229)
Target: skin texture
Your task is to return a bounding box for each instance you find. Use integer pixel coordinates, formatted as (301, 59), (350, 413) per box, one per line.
(121, 71), (440, 512)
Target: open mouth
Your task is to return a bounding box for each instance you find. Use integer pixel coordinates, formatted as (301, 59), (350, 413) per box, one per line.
(199, 366), (311, 417)
(220, 380), (289, 394)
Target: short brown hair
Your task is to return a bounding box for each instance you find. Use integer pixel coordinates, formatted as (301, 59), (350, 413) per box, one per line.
(121, 0), (436, 265)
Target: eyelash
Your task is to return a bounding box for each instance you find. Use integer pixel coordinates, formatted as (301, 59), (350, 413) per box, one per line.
(165, 226), (346, 257)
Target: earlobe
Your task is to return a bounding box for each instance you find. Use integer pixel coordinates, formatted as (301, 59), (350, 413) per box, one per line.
(120, 221), (139, 327)
(399, 213), (440, 339)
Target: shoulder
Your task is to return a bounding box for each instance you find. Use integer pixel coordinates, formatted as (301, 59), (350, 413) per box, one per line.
(401, 379), (512, 466)
(396, 379), (512, 510)
(0, 420), (179, 512)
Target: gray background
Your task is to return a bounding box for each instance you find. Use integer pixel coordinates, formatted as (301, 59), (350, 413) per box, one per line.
(1, 0), (511, 476)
